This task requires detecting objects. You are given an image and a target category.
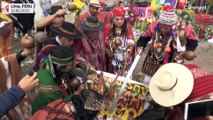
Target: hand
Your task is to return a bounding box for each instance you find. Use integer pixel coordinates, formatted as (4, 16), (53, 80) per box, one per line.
(126, 43), (134, 54)
(55, 9), (66, 16)
(114, 38), (122, 46)
(106, 48), (114, 57)
(74, 83), (87, 95)
(18, 72), (39, 92)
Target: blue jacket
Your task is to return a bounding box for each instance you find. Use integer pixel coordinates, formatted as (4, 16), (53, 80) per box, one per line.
(0, 86), (25, 118)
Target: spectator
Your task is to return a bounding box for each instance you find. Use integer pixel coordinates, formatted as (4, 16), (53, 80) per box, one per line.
(0, 73), (39, 118)
(0, 47), (35, 119)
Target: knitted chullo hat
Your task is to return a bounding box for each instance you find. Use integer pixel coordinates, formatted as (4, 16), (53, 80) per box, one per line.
(158, 5), (177, 25)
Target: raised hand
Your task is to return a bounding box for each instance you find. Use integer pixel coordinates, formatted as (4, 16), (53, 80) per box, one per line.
(18, 72), (39, 92)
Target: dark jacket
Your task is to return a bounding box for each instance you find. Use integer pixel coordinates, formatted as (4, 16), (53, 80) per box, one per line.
(0, 86), (25, 118)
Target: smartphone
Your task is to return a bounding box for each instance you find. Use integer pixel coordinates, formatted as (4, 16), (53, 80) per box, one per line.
(184, 99), (213, 120)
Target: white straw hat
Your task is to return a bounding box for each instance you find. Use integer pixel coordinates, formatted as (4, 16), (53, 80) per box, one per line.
(149, 63), (194, 107)
(89, 0), (101, 8)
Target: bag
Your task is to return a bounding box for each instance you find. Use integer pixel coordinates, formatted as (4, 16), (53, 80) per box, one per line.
(0, 18), (12, 37)
(141, 54), (161, 76)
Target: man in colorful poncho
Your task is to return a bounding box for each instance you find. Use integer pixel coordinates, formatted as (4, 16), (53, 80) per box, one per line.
(75, 16), (106, 71)
(31, 46), (75, 114)
(137, 5), (198, 77)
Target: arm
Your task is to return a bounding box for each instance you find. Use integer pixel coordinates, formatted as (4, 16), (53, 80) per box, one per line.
(36, 9), (66, 28)
(0, 73), (38, 117)
(136, 36), (151, 48)
(0, 86), (25, 117)
(36, 14), (56, 29)
(136, 23), (153, 48)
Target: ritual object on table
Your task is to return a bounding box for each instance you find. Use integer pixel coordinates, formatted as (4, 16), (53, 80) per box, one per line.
(95, 71), (149, 119)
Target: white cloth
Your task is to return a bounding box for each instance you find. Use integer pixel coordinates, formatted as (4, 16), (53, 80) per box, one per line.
(56, 36), (62, 46)
(176, 35), (186, 52)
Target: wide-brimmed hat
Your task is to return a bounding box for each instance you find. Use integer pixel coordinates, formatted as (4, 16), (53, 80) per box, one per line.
(158, 5), (177, 25)
(51, 21), (82, 40)
(149, 63), (194, 107)
(89, 0), (101, 8)
(81, 16), (104, 32)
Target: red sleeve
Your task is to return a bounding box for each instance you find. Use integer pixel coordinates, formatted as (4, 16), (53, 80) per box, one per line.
(185, 24), (197, 40)
(126, 24), (134, 40)
(103, 24), (111, 48)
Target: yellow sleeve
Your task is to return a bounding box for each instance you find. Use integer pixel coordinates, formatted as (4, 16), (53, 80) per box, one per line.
(0, 13), (12, 23)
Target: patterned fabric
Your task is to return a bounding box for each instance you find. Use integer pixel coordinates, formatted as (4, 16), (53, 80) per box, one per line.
(30, 99), (76, 120)
(103, 23), (135, 74)
(0, 18), (12, 37)
(187, 75), (213, 101)
(31, 69), (72, 114)
(32, 39), (59, 72)
(139, 22), (198, 47)
(0, 13), (13, 57)
(158, 6), (177, 25)
(30, 84), (61, 101)
(75, 33), (106, 71)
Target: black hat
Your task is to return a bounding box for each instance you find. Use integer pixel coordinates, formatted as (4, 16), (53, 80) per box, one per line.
(49, 5), (63, 15)
(49, 46), (75, 65)
(51, 21), (82, 40)
(81, 16), (104, 32)
(47, 46), (75, 78)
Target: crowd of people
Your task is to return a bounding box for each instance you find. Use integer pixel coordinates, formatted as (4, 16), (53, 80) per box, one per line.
(0, 0), (212, 120)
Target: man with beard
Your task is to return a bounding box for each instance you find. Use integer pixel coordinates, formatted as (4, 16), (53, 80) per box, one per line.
(31, 46), (76, 114)
(75, 16), (106, 71)
(77, 0), (113, 28)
